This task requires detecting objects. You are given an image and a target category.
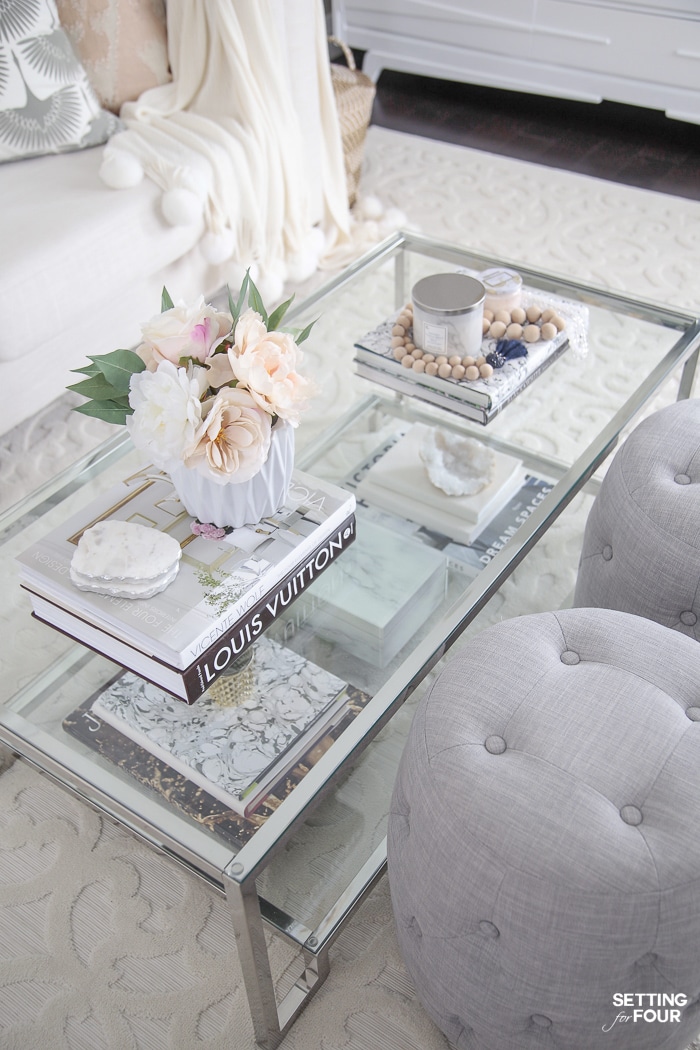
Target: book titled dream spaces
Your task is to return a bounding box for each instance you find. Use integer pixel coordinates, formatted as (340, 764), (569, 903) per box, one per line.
(17, 464), (356, 701)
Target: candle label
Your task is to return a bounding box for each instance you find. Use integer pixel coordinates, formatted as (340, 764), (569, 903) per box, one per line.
(422, 321), (447, 353)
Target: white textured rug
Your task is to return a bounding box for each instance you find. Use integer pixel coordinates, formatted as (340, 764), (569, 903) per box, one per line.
(2, 126), (700, 1050)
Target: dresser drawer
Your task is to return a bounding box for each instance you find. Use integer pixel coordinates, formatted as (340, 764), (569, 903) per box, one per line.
(537, 1), (700, 90)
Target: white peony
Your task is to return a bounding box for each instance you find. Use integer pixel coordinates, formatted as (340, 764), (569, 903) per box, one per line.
(127, 362), (207, 471)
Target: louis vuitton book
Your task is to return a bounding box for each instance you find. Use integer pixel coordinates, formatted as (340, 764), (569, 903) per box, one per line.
(17, 465), (356, 701)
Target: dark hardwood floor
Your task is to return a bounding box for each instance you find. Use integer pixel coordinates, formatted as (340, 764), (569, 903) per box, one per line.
(365, 66), (700, 201)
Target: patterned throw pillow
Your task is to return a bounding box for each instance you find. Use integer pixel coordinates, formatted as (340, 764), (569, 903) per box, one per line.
(55, 0), (170, 115)
(0, 0), (120, 163)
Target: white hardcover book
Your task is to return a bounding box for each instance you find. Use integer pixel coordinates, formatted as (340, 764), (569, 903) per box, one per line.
(355, 423), (525, 545)
(17, 465), (355, 671)
(90, 636), (351, 817)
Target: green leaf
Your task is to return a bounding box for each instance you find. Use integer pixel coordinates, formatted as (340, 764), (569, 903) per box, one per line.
(247, 272), (269, 326)
(87, 349), (146, 394)
(161, 286), (174, 311)
(267, 294), (295, 333)
(72, 400), (132, 425)
(225, 273), (250, 338)
(293, 318), (318, 346)
(66, 374), (122, 400)
(229, 271), (250, 328)
(70, 363), (101, 377)
(227, 285), (237, 319)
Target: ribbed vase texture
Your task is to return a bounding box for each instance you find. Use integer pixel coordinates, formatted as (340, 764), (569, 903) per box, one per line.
(169, 419), (295, 528)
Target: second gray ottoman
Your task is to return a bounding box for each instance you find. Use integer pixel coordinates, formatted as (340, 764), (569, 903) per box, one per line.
(388, 607), (700, 1050)
(573, 397), (700, 637)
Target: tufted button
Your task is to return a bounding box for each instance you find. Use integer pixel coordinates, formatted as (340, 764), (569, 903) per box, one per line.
(636, 952), (658, 966)
(620, 805), (643, 826)
(674, 473), (691, 485)
(484, 735), (506, 755)
(531, 1015), (552, 1029)
(686, 707), (700, 722)
(560, 650), (580, 665)
(680, 611), (697, 626)
(478, 921), (500, 939)
(602, 545), (613, 561)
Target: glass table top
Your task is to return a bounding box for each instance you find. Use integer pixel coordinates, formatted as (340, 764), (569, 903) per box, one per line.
(2, 230), (699, 943)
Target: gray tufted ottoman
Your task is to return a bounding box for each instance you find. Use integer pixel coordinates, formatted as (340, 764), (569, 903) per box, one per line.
(387, 607), (700, 1050)
(574, 398), (700, 636)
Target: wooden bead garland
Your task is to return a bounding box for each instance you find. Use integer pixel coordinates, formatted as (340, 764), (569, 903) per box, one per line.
(391, 303), (495, 381)
(483, 304), (566, 344)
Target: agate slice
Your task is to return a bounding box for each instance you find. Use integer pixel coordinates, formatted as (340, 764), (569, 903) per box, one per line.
(419, 428), (495, 496)
(70, 520), (181, 598)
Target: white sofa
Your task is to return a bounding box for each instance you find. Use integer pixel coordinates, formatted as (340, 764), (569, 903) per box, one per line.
(0, 0), (345, 439)
(0, 146), (237, 437)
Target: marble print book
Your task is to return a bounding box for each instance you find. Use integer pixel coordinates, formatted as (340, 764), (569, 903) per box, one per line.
(87, 636), (352, 818)
(62, 679), (374, 848)
(16, 464), (356, 672)
(299, 515), (448, 668)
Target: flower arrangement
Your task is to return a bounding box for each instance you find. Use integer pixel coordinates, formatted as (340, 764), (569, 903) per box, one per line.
(68, 273), (316, 486)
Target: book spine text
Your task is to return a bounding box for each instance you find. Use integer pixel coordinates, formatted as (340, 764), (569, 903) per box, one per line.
(185, 515), (356, 701)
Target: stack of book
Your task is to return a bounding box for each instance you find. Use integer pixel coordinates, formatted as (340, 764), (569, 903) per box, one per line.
(338, 425), (555, 583)
(354, 422), (525, 545)
(63, 640), (373, 838)
(17, 465), (356, 703)
(354, 305), (571, 425)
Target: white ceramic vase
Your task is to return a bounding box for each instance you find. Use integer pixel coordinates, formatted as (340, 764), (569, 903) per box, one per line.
(169, 419), (295, 529)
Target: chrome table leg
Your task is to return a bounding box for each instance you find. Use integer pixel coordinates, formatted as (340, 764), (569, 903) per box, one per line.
(223, 867), (330, 1049)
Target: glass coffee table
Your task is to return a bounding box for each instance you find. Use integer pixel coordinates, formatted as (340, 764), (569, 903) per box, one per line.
(2, 231), (699, 1048)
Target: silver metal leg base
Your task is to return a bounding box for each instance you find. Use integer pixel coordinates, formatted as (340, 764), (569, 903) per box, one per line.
(224, 870), (331, 1048)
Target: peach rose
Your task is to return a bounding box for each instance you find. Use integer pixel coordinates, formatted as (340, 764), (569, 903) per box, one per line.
(184, 387), (271, 483)
(225, 309), (316, 424)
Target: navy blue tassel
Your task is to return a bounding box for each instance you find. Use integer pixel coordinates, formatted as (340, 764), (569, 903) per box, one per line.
(486, 339), (528, 369)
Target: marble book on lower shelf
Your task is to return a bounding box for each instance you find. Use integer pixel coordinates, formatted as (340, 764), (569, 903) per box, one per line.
(88, 636), (352, 818)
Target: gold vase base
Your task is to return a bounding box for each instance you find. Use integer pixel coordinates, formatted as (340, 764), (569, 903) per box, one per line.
(207, 648), (255, 707)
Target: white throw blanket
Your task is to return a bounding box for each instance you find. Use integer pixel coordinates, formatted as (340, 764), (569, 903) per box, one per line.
(99, 0), (355, 295)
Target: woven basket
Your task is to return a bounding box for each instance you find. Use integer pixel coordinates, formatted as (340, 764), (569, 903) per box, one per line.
(329, 37), (376, 207)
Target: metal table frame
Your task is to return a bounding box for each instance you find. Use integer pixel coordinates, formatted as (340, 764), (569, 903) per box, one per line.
(2, 231), (699, 1048)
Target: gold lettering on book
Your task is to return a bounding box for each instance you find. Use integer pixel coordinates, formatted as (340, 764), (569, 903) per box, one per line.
(66, 466), (176, 546)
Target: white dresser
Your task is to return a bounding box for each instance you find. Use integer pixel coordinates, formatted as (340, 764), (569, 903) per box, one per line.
(332, 0), (700, 124)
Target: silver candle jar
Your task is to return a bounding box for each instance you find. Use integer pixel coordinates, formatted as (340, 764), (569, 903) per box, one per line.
(412, 272), (485, 357)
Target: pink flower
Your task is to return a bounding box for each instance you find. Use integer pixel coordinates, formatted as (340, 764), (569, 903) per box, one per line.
(191, 521), (228, 540)
(139, 297), (231, 368)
